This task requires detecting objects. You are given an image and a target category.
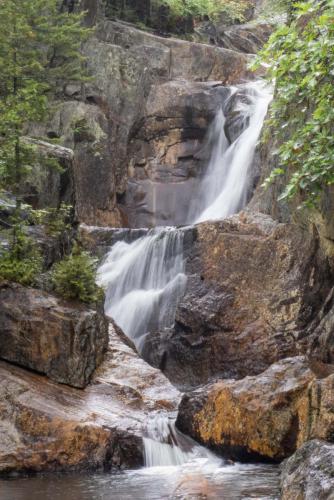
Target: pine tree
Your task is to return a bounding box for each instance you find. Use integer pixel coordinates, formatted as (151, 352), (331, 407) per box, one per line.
(0, 0), (91, 197)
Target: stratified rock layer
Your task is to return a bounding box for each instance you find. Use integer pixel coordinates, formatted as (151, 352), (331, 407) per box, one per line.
(176, 357), (334, 461)
(0, 323), (180, 474)
(280, 440), (334, 500)
(0, 283), (108, 388)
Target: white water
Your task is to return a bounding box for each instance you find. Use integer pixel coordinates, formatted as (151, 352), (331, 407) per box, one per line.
(143, 414), (221, 469)
(97, 227), (187, 351)
(192, 81), (272, 223)
(97, 80), (272, 469)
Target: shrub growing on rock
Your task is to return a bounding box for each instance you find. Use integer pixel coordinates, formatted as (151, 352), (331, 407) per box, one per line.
(253, 0), (334, 207)
(51, 244), (103, 303)
(0, 223), (42, 286)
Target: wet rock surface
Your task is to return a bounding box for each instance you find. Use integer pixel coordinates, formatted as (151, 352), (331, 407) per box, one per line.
(280, 440), (334, 500)
(0, 283), (108, 389)
(176, 357), (334, 461)
(147, 212), (331, 387)
(0, 322), (180, 475)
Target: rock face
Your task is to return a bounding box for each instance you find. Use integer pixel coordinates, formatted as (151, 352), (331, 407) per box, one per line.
(30, 11), (255, 226)
(310, 289), (334, 365)
(0, 322), (180, 474)
(145, 212), (331, 387)
(176, 357), (334, 461)
(196, 21), (273, 54)
(280, 440), (334, 500)
(124, 81), (230, 227)
(0, 283), (108, 388)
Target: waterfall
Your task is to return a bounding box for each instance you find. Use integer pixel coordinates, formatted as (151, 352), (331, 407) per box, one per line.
(143, 415), (194, 467)
(97, 80), (272, 469)
(143, 414), (220, 468)
(190, 81), (272, 223)
(97, 227), (187, 351)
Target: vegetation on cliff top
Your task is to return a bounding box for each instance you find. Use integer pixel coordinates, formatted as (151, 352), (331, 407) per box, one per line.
(254, 0), (334, 207)
(106, 0), (251, 34)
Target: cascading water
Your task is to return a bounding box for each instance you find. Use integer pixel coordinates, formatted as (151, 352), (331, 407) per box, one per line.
(97, 227), (187, 352)
(143, 414), (221, 468)
(189, 80), (272, 223)
(97, 80), (272, 470)
(143, 415), (194, 467)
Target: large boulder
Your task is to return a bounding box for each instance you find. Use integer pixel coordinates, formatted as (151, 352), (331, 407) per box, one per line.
(0, 283), (108, 388)
(280, 440), (334, 500)
(176, 357), (334, 461)
(0, 322), (180, 475)
(145, 212), (331, 387)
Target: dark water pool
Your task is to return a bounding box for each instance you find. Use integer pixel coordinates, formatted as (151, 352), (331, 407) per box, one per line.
(0, 461), (280, 500)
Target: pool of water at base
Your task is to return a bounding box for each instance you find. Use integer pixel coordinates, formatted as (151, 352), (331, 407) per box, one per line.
(0, 460), (280, 500)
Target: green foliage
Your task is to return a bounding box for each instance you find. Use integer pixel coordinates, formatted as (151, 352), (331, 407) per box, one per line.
(30, 203), (72, 237)
(0, 222), (42, 285)
(51, 244), (103, 303)
(259, 0), (296, 21)
(106, 0), (250, 32)
(253, 0), (334, 207)
(0, 0), (91, 193)
(160, 0), (249, 20)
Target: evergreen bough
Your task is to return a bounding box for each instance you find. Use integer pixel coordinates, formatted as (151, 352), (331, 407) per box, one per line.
(51, 244), (103, 303)
(0, 0), (91, 193)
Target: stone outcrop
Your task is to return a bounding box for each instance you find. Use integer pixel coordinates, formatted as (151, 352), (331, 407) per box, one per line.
(0, 283), (108, 388)
(144, 212), (331, 387)
(195, 21), (273, 54)
(176, 357), (334, 461)
(0, 322), (180, 474)
(280, 440), (334, 500)
(30, 12), (256, 227)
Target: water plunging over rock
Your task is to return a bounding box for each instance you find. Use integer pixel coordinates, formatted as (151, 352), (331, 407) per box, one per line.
(190, 80), (272, 223)
(143, 413), (222, 469)
(143, 415), (195, 467)
(97, 227), (187, 351)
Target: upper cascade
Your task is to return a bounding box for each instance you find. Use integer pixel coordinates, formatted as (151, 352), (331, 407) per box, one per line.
(190, 80), (272, 224)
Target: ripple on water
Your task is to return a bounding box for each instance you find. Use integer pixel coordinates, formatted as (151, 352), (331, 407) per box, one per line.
(0, 462), (280, 500)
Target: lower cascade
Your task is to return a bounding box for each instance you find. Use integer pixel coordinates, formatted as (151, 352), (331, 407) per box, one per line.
(143, 415), (194, 467)
(143, 414), (221, 468)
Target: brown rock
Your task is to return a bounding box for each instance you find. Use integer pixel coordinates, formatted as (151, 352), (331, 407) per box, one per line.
(0, 283), (108, 388)
(148, 212), (331, 387)
(0, 322), (180, 474)
(176, 357), (334, 461)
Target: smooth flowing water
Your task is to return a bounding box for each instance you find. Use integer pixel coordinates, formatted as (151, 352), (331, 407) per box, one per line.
(191, 81), (272, 223)
(0, 464), (280, 499)
(97, 227), (187, 351)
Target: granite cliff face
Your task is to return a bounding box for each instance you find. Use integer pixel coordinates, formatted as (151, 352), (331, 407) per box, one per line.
(141, 212), (331, 387)
(29, 1), (261, 227)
